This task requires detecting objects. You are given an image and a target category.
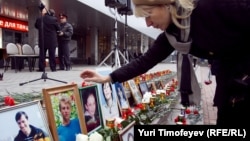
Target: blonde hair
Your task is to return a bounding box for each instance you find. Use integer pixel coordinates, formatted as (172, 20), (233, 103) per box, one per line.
(134, 0), (195, 29)
(59, 95), (71, 110)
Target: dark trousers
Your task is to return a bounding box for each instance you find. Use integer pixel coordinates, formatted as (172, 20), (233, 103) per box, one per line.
(217, 99), (250, 127)
(215, 76), (250, 127)
(58, 40), (70, 69)
(38, 47), (56, 71)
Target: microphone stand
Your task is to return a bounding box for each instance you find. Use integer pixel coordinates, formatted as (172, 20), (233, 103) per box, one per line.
(19, 2), (67, 86)
(98, 8), (129, 69)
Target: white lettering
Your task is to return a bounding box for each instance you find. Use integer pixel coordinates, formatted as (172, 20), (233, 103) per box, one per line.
(138, 129), (144, 136)
(158, 129), (204, 138)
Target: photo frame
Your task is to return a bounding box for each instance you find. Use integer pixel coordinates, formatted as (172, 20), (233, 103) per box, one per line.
(160, 79), (168, 88)
(78, 85), (102, 135)
(147, 82), (157, 92)
(127, 79), (142, 105)
(118, 121), (135, 141)
(42, 83), (86, 141)
(154, 80), (164, 89)
(96, 67), (120, 126)
(114, 82), (130, 113)
(138, 82), (149, 96)
(0, 100), (53, 141)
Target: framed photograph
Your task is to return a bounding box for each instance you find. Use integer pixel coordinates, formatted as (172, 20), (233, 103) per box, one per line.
(160, 79), (168, 88)
(155, 80), (164, 89)
(96, 67), (120, 126)
(147, 82), (157, 92)
(138, 82), (149, 96)
(114, 82), (130, 112)
(78, 85), (102, 134)
(127, 79), (142, 105)
(118, 121), (135, 141)
(42, 83), (86, 141)
(0, 100), (53, 141)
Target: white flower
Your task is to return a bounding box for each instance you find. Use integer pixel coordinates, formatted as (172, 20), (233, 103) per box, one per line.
(115, 117), (124, 125)
(89, 132), (103, 141)
(156, 89), (165, 95)
(156, 89), (161, 95)
(76, 133), (88, 141)
(159, 89), (166, 94)
(75, 132), (103, 141)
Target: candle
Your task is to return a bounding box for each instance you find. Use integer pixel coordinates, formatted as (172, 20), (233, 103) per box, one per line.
(149, 97), (156, 108)
(106, 118), (115, 128)
(141, 102), (148, 111)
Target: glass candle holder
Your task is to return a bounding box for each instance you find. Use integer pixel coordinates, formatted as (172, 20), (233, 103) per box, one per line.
(149, 97), (156, 108)
(160, 92), (165, 100)
(141, 102), (148, 111)
(178, 114), (184, 121)
(106, 118), (115, 129)
(180, 107), (186, 116)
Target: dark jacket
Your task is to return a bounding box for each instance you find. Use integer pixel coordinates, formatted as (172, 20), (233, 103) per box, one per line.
(35, 13), (60, 49)
(58, 22), (73, 41)
(14, 125), (49, 141)
(110, 0), (250, 107)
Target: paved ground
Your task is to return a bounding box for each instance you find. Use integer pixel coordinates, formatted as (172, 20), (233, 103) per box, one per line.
(0, 62), (217, 124)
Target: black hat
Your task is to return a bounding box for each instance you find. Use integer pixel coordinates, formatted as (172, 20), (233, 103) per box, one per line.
(59, 13), (67, 19)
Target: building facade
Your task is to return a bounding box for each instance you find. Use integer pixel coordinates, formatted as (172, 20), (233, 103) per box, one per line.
(0, 0), (161, 65)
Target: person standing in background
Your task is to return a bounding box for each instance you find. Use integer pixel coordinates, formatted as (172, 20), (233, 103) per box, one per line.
(35, 8), (60, 72)
(57, 13), (73, 71)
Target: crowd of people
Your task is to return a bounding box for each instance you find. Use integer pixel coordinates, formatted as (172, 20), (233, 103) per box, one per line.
(35, 6), (73, 72)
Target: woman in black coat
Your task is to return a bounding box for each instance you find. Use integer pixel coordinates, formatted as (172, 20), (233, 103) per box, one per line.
(80, 0), (250, 126)
(35, 8), (60, 72)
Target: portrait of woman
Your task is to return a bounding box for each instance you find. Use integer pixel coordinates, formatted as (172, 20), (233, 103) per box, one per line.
(127, 80), (142, 105)
(114, 82), (130, 110)
(138, 82), (149, 96)
(96, 68), (120, 126)
(101, 82), (120, 119)
(80, 85), (102, 134)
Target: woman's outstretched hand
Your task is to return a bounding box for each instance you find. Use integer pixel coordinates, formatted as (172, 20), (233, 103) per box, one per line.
(80, 69), (110, 83)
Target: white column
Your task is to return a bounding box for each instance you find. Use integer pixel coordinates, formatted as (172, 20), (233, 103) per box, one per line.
(0, 28), (2, 48)
(90, 27), (98, 65)
(140, 34), (149, 54)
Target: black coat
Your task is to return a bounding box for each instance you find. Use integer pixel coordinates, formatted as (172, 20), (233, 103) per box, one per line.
(58, 22), (73, 41)
(110, 0), (250, 107)
(35, 13), (60, 49)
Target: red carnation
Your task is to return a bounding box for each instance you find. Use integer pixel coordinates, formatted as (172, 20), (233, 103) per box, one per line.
(4, 96), (15, 106)
(127, 108), (134, 116)
(82, 81), (86, 87)
(182, 118), (187, 125)
(135, 103), (143, 110)
(204, 80), (212, 85)
(117, 123), (122, 130)
(185, 108), (191, 114)
(175, 117), (179, 123)
(193, 110), (199, 115)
